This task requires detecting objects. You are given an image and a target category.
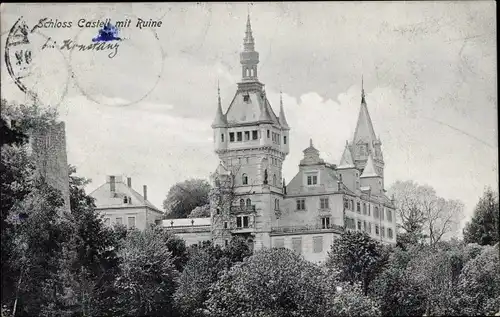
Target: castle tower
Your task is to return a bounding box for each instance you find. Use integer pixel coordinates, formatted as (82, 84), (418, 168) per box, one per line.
(210, 15), (289, 250)
(350, 78), (385, 182)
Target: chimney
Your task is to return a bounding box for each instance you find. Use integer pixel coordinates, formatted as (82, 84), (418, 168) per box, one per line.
(143, 185), (148, 201)
(127, 177), (132, 188)
(109, 175), (116, 192)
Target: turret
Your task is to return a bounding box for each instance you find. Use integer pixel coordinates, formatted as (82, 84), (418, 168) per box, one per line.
(336, 141), (359, 191)
(212, 82), (228, 151)
(360, 154), (383, 195)
(279, 91), (290, 155)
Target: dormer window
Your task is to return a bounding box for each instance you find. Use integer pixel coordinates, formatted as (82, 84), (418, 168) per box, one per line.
(123, 196), (128, 204)
(306, 173), (318, 186)
(243, 94), (250, 102)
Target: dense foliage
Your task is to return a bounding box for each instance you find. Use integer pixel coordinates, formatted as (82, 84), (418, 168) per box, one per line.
(463, 187), (499, 246)
(162, 179), (211, 218)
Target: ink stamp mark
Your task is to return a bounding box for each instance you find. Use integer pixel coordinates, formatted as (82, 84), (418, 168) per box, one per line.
(4, 17), (34, 96)
(92, 22), (122, 42)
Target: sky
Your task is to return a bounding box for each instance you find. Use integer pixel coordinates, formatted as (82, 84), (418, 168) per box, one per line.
(1, 2), (497, 231)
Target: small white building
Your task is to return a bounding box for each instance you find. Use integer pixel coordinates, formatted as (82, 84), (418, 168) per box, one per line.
(90, 175), (163, 230)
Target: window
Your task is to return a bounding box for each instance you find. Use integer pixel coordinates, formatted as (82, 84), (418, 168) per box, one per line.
(381, 226), (385, 238)
(363, 203), (367, 215)
(229, 132), (235, 142)
(225, 239), (229, 246)
(345, 217), (356, 229)
(244, 131), (250, 141)
(374, 207), (379, 219)
(224, 221), (228, 229)
(237, 132), (242, 141)
(357, 220), (362, 230)
(127, 216), (136, 229)
(123, 196), (128, 204)
(284, 136), (287, 144)
(236, 216), (250, 228)
(344, 199), (349, 209)
(356, 202), (361, 213)
(313, 236), (323, 253)
(363, 220), (367, 231)
(368, 222), (372, 233)
(381, 208), (385, 220)
(320, 197), (329, 209)
(387, 209), (392, 222)
(116, 217), (123, 225)
(275, 199), (279, 210)
(252, 130), (258, 140)
(296, 199), (306, 211)
(221, 133), (224, 142)
(292, 237), (302, 254)
(274, 238), (285, 248)
(273, 174), (277, 186)
(388, 228), (393, 239)
(375, 225), (380, 235)
(243, 94), (250, 102)
(240, 199), (245, 208)
(321, 217), (330, 229)
(246, 198), (251, 206)
(128, 196), (132, 204)
(307, 174), (318, 185)
(267, 130), (270, 138)
(104, 218), (110, 226)
(242, 174), (248, 185)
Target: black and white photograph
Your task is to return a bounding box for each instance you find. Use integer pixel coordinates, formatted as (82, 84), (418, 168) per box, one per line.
(0, 2), (498, 317)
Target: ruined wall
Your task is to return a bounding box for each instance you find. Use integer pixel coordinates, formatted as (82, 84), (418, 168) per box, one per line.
(30, 121), (70, 213)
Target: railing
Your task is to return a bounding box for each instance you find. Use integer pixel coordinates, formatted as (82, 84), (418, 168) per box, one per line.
(163, 226), (211, 233)
(271, 223), (344, 234)
(230, 205), (256, 213)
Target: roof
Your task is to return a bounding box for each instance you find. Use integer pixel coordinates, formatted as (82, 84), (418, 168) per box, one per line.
(89, 178), (162, 213)
(159, 217), (211, 227)
(337, 142), (355, 169)
(360, 155), (379, 178)
(278, 92), (290, 130)
(224, 89), (281, 127)
(212, 87), (227, 128)
(353, 92), (377, 147)
(300, 139), (324, 166)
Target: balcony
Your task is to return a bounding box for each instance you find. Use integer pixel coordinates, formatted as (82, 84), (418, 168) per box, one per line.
(271, 223), (344, 235)
(230, 205), (256, 214)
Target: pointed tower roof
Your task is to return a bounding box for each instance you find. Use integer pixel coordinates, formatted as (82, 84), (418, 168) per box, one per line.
(353, 78), (377, 146)
(243, 14), (255, 51)
(211, 82), (227, 128)
(338, 141), (355, 169)
(360, 154), (379, 178)
(278, 91), (290, 130)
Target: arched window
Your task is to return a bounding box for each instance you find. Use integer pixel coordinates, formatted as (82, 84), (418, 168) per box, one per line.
(240, 199), (245, 208)
(246, 198), (251, 206)
(242, 173), (248, 185)
(273, 174), (277, 186)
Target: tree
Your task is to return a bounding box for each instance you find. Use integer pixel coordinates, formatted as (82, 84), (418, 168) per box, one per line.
(113, 228), (179, 317)
(463, 187), (499, 246)
(325, 280), (381, 317)
(325, 231), (388, 296)
(188, 203), (210, 218)
(389, 180), (465, 247)
(163, 179), (211, 219)
(451, 244), (500, 316)
(206, 248), (327, 317)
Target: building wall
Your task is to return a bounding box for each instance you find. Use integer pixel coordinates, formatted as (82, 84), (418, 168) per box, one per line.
(31, 121), (70, 213)
(100, 207), (152, 230)
(271, 231), (339, 264)
(173, 230), (212, 246)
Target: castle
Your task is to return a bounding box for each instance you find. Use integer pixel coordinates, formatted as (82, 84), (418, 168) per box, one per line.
(93, 15), (397, 264)
(163, 15), (397, 263)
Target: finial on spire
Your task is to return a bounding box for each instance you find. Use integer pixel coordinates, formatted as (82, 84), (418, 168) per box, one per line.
(310, 138), (313, 147)
(243, 11), (255, 51)
(361, 75), (366, 104)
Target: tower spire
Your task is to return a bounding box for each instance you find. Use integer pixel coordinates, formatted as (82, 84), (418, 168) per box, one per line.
(361, 75), (366, 104)
(240, 13), (260, 82)
(278, 90), (290, 130)
(212, 80), (227, 128)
